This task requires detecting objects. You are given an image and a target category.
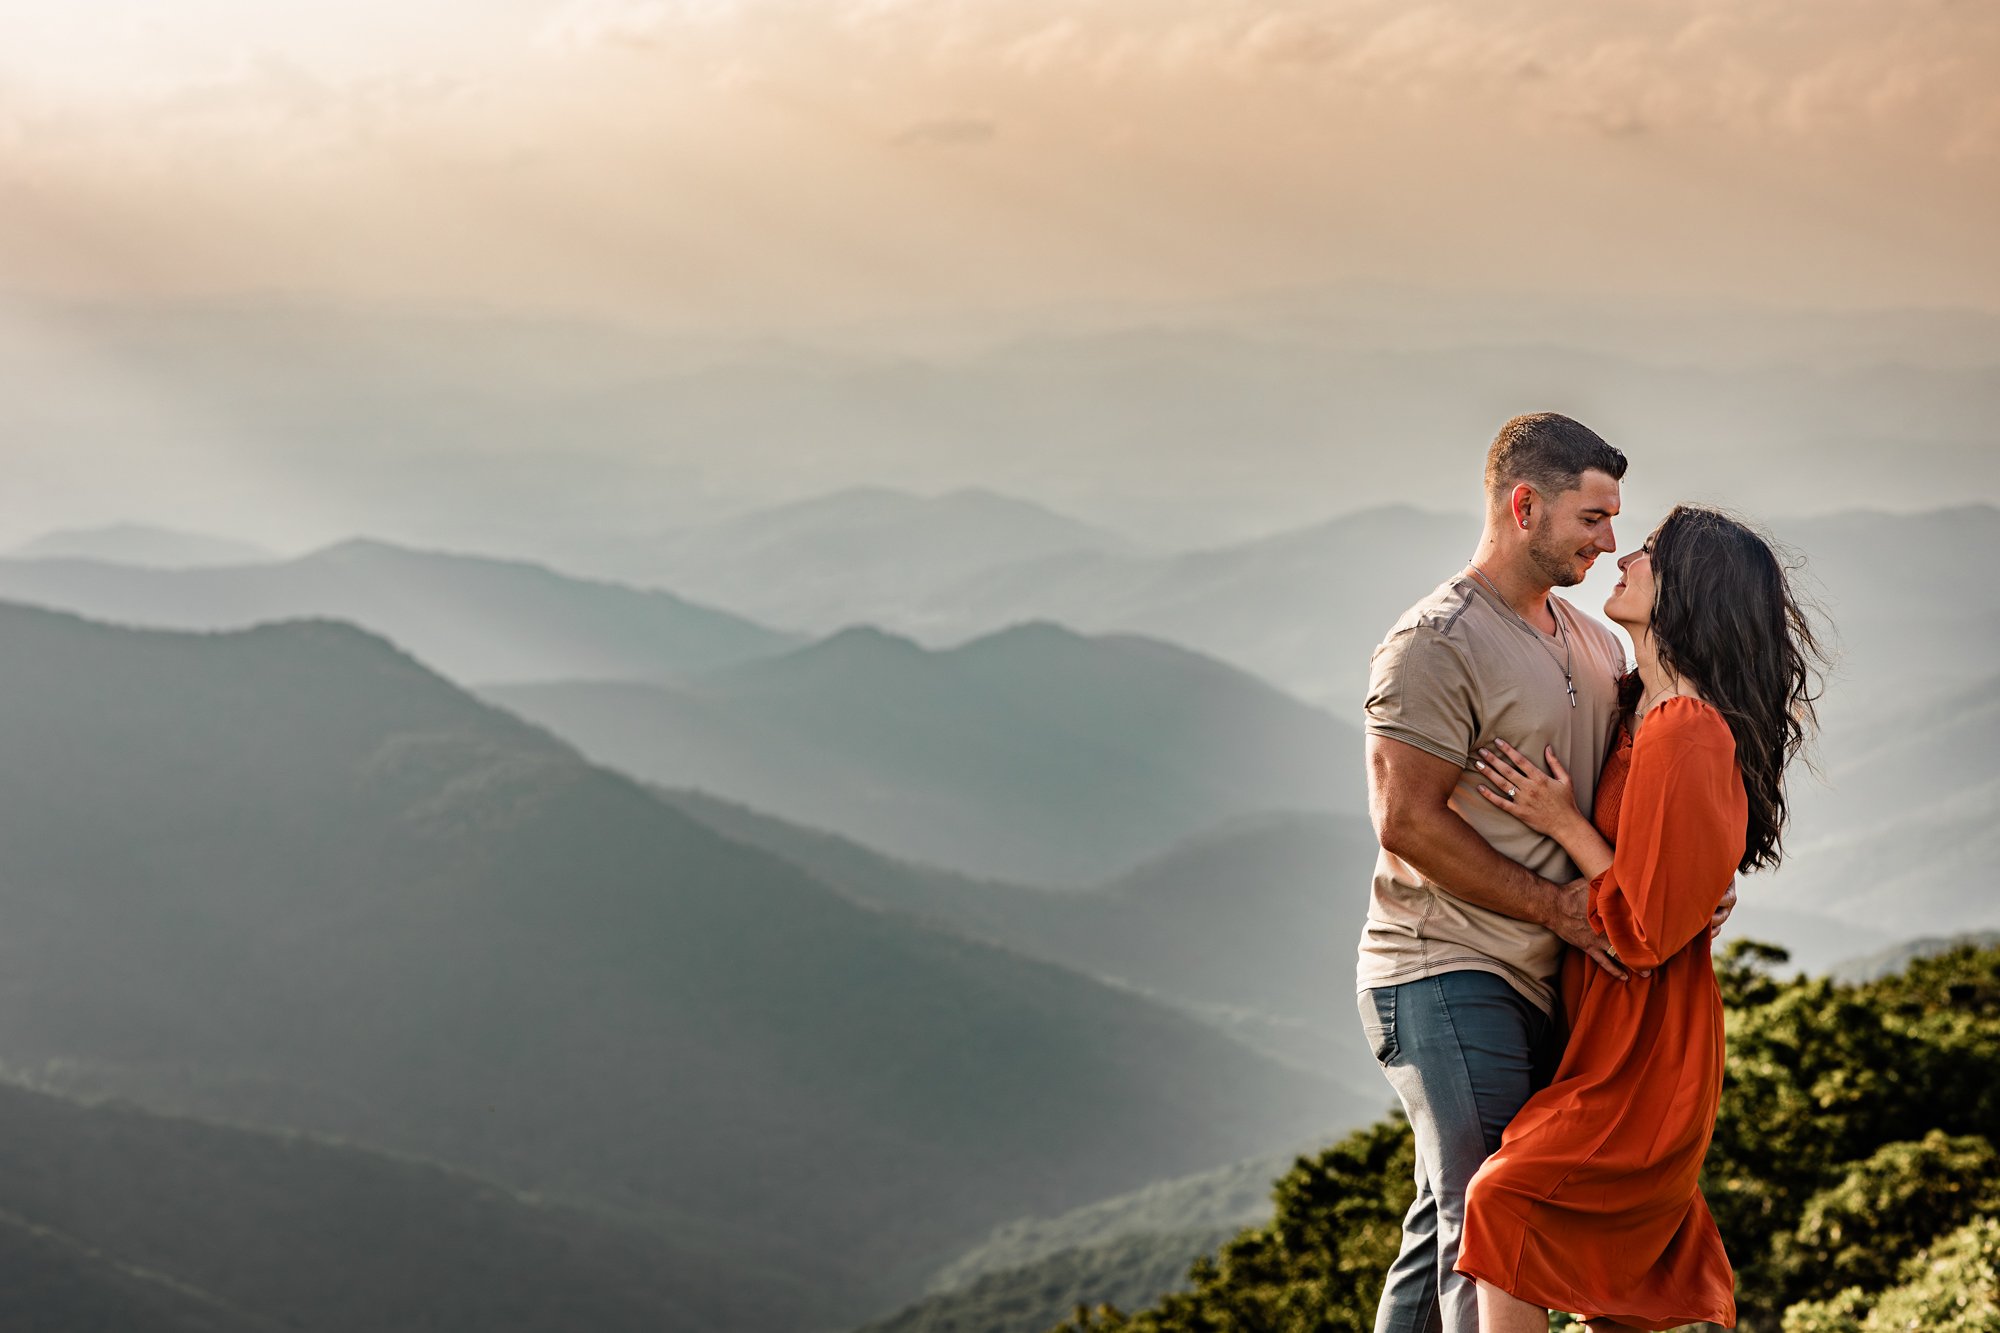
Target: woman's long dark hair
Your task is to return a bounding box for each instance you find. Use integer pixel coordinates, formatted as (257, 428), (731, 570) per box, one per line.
(1627, 506), (1828, 874)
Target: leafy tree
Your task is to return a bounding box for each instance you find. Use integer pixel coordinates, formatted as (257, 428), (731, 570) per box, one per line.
(1715, 939), (1794, 1010)
(1047, 944), (2000, 1333)
(1768, 1132), (1998, 1309)
(1708, 943), (2000, 1326)
(1781, 1216), (2000, 1333)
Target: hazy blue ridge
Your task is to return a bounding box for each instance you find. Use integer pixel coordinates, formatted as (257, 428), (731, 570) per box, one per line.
(918, 1139), (1333, 1295)
(1828, 930), (2000, 984)
(852, 1099), (1371, 1333)
(657, 786), (1385, 1080)
(10, 300), (2000, 570)
(617, 485), (1140, 634)
(0, 537), (803, 686)
(896, 505), (1483, 710)
(9, 522), (276, 569)
(487, 621), (1365, 885)
(852, 1228), (1245, 1333)
(1755, 666), (2000, 947)
(0, 1079), (767, 1333)
(593, 499), (2000, 957)
(0, 599), (1350, 1326)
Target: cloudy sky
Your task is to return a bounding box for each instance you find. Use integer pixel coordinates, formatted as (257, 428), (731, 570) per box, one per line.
(0, 0), (1994, 551)
(3, 0), (1995, 325)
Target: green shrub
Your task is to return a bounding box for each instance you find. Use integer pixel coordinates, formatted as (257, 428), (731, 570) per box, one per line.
(1781, 1215), (2000, 1333)
(1046, 944), (2000, 1333)
(1708, 944), (2000, 1326)
(1768, 1132), (1997, 1308)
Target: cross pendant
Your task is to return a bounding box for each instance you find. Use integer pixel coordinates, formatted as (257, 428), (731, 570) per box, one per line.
(1567, 679), (1578, 708)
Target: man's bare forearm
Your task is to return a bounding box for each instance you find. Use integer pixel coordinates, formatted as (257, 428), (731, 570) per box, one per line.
(1385, 806), (1628, 978)
(1366, 733), (1628, 977)
(1381, 801), (1562, 927)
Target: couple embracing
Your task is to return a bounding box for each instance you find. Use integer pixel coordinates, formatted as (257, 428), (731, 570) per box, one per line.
(1356, 413), (1822, 1332)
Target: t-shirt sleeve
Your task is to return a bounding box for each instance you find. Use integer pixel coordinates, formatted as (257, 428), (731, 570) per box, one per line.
(1586, 700), (1746, 969)
(1364, 624), (1478, 768)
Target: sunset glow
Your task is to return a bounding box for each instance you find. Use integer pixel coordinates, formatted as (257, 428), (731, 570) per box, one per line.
(2, 0), (1994, 323)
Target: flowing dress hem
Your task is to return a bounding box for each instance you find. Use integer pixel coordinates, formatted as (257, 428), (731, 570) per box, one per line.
(1452, 1252), (1736, 1331)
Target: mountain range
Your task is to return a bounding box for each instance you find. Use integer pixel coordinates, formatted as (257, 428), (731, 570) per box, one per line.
(1775, 505), (2000, 736)
(1749, 672), (2000, 943)
(886, 504), (1479, 707)
(0, 600), (1359, 1327)
(2, 502), (1973, 957)
(13, 297), (1997, 552)
(854, 1128), (1347, 1333)
(11, 502), (1981, 737)
(661, 788), (1383, 1077)
(0, 539), (800, 686)
(487, 622), (1365, 885)
(8, 522), (275, 568)
(605, 486), (1141, 636)
(617, 500), (1996, 735)
(0, 1079), (771, 1333)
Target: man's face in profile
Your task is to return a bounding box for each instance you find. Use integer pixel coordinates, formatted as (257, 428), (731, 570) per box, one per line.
(1527, 469), (1621, 588)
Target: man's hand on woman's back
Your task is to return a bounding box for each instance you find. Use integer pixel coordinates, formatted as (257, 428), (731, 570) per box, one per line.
(1550, 878), (1641, 980)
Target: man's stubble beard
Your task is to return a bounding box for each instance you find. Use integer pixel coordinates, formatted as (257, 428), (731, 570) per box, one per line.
(1527, 526), (1585, 589)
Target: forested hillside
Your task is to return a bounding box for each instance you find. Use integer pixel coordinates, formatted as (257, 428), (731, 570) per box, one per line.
(1037, 942), (2000, 1333)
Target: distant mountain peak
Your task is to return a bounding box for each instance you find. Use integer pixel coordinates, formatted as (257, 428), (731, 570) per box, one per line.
(773, 483), (1058, 512)
(956, 619), (1240, 663)
(28, 521), (186, 542)
(710, 484), (1122, 543)
(953, 619), (1092, 651)
(0, 598), (442, 688)
(934, 485), (1074, 515)
(0, 533), (801, 686)
(1204, 503), (1473, 555)
(810, 623), (929, 654)
(305, 536), (411, 562)
(713, 623), (935, 687)
(11, 523), (275, 569)
(964, 616), (1088, 640)
(748, 485), (919, 521)
(296, 537), (572, 581)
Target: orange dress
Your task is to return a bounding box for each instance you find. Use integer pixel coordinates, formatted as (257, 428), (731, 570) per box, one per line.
(1455, 696), (1747, 1328)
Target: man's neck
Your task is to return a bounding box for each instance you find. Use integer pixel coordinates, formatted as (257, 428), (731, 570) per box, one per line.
(1466, 544), (1558, 633)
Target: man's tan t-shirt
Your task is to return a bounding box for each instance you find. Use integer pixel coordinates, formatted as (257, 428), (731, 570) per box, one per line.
(1356, 574), (1628, 1014)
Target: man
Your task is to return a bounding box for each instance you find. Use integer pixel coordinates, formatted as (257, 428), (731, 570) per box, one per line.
(1356, 413), (1731, 1333)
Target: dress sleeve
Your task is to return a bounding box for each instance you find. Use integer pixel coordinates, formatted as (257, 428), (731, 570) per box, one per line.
(1586, 698), (1747, 969)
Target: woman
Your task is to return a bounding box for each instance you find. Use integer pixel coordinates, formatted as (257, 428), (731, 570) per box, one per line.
(1451, 506), (1823, 1331)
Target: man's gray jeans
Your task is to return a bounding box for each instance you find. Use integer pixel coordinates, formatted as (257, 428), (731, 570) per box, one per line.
(1357, 970), (1561, 1333)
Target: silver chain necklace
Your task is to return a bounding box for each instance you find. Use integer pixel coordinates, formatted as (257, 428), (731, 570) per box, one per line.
(1467, 564), (1576, 708)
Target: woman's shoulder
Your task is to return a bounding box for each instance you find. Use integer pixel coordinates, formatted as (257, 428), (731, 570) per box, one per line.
(1640, 694), (1735, 752)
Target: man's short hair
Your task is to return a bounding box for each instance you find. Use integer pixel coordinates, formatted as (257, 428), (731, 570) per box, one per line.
(1483, 413), (1627, 505)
